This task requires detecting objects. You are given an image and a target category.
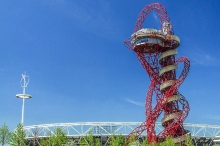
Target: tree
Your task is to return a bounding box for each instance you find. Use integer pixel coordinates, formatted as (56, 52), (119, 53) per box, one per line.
(0, 123), (11, 146)
(158, 136), (178, 146)
(50, 128), (68, 146)
(127, 134), (137, 146)
(39, 131), (52, 146)
(9, 123), (28, 146)
(108, 134), (125, 146)
(64, 139), (77, 146)
(95, 138), (101, 146)
(39, 137), (51, 146)
(79, 130), (101, 146)
(40, 128), (68, 146)
(78, 137), (87, 146)
(184, 134), (194, 146)
(140, 138), (148, 146)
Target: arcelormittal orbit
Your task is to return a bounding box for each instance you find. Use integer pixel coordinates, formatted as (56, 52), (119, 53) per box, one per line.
(125, 3), (190, 145)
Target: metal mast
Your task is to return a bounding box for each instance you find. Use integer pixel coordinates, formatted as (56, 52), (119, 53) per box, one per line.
(16, 72), (32, 124)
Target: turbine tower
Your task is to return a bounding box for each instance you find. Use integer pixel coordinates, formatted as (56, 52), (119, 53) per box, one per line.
(125, 3), (190, 145)
(16, 72), (32, 124)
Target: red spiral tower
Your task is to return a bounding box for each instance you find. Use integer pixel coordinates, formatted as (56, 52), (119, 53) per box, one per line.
(125, 3), (190, 145)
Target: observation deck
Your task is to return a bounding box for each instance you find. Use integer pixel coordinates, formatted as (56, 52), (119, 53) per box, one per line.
(131, 28), (180, 53)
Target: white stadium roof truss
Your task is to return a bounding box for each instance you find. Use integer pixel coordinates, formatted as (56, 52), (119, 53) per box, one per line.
(24, 122), (220, 139)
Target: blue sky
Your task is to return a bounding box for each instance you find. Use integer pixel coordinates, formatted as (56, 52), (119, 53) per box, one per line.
(0, 0), (220, 130)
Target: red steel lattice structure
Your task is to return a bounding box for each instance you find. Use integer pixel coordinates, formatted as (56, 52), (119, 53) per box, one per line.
(125, 3), (190, 144)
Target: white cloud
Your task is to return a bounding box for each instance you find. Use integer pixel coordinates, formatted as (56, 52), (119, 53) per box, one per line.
(206, 115), (220, 120)
(124, 98), (144, 107)
(153, 11), (159, 21)
(191, 49), (220, 66)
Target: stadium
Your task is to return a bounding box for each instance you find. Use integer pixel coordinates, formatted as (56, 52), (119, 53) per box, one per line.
(24, 122), (220, 146)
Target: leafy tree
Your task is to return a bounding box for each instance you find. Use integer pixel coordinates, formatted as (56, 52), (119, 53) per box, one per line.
(9, 123), (28, 146)
(95, 138), (101, 146)
(39, 132), (53, 146)
(0, 123), (11, 146)
(40, 128), (68, 146)
(127, 134), (137, 146)
(184, 134), (194, 146)
(79, 130), (101, 146)
(78, 137), (87, 146)
(158, 136), (178, 146)
(39, 137), (51, 146)
(50, 128), (68, 146)
(140, 138), (148, 146)
(108, 134), (125, 146)
(63, 139), (77, 146)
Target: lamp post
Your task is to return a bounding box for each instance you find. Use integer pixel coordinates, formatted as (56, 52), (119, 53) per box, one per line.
(16, 72), (32, 124)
